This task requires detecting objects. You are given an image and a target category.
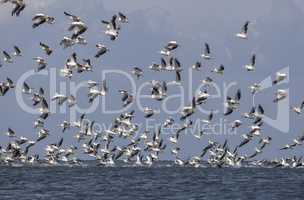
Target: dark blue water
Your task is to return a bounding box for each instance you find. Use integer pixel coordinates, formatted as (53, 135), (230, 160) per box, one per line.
(0, 164), (303, 200)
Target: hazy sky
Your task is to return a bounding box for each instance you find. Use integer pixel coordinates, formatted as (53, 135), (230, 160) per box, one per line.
(0, 0), (303, 160)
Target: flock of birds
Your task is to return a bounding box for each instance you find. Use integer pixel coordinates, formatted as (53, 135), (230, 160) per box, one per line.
(0, 0), (303, 168)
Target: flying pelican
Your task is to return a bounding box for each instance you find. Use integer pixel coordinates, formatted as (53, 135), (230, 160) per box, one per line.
(192, 62), (202, 70)
(211, 65), (224, 75)
(68, 20), (88, 39)
(249, 83), (262, 94)
(2, 51), (13, 63)
(32, 13), (55, 28)
(201, 43), (211, 59)
(51, 93), (68, 105)
(5, 128), (16, 137)
(180, 97), (196, 120)
(102, 15), (119, 40)
(160, 41), (179, 56)
(236, 21), (250, 39)
(273, 89), (287, 103)
(88, 80), (107, 103)
(22, 82), (33, 94)
(64, 11), (81, 22)
(13, 46), (21, 56)
(39, 42), (53, 55)
(33, 57), (47, 72)
(194, 130), (205, 140)
(259, 137), (272, 149)
(245, 54), (256, 71)
(224, 89), (241, 115)
(95, 44), (109, 58)
(291, 100), (304, 114)
(163, 117), (174, 128)
(118, 12), (128, 23)
(36, 128), (50, 142)
(143, 107), (159, 118)
(273, 72), (287, 85)
(131, 67), (143, 79)
(231, 120), (242, 130)
(202, 110), (213, 124)
(60, 36), (87, 48)
(1, 0), (26, 16)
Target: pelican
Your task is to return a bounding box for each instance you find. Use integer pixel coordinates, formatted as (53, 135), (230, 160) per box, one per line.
(64, 11), (81, 22)
(22, 82), (33, 94)
(202, 77), (213, 86)
(249, 83), (262, 94)
(131, 67), (143, 79)
(119, 90), (133, 107)
(32, 13), (55, 28)
(211, 65), (224, 75)
(236, 21), (250, 39)
(5, 128), (16, 137)
(2, 51), (13, 63)
(66, 53), (78, 69)
(60, 121), (71, 132)
(245, 54), (256, 71)
(180, 97), (196, 120)
(273, 72), (287, 85)
(196, 90), (210, 105)
(163, 117), (174, 128)
(149, 63), (162, 71)
(224, 89), (241, 115)
(280, 144), (294, 150)
(102, 15), (119, 40)
(105, 28), (119, 41)
(238, 134), (253, 148)
(202, 110), (213, 124)
(192, 62), (202, 70)
(34, 118), (44, 129)
(67, 95), (76, 107)
(39, 42), (53, 55)
(38, 98), (50, 118)
(174, 157), (186, 166)
(144, 155), (153, 166)
(13, 46), (21, 56)
(259, 137), (272, 149)
(88, 80), (107, 102)
(201, 43), (211, 59)
(31, 89), (44, 106)
(171, 147), (180, 156)
(273, 89), (287, 103)
(291, 101), (304, 114)
(72, 113), (86, 128)
(37, 128), (50, 142)
(1, 0), (26, 16)
(160, 41), (179, 56)
(143, 107), (159, 118)
(0, 78), (14, 96)
(95, 44), (109, 58)
(118, 12), (128, 23)
(169, 132), (179, 144)
(250, 125), (261, 136)
(231, 120), (242, 130)
(33, 57), (47, 72)
(60, 36), (87, 48)
(51, 93), (68, 105)
(68, 21), (88, 39)
(194, 130), (205, 140)
(150, 80), (167, 100)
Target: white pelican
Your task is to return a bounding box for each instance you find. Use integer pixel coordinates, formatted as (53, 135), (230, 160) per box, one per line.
(236, 21), (250, 39)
